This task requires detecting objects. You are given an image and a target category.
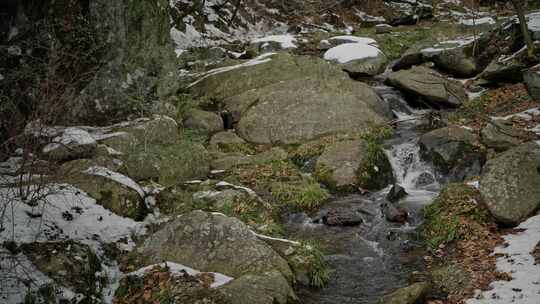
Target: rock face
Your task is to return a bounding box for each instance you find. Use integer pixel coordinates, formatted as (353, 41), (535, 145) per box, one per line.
(419, 126), (484, 182)
(315, 140), (394, 191)
(480, 142), (540, 225)
(524, 70), (540, 100)
(72, 0), (179, 123)
(386, 66), (467, 108)
(479, 58), (526, 83)
(386, 184), (408, 203)
(191, 53), (392, 144)
(138, 211), (296, 302)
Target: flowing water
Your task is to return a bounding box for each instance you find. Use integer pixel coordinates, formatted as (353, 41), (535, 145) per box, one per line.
(286, 85), (442, 304)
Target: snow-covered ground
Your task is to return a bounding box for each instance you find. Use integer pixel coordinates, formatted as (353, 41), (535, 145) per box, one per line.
(467, 215), (540, 304)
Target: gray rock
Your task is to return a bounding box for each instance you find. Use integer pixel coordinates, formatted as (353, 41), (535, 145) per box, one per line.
(480, 142), (540, 225)
(481, 119), (523, 151)
(315, 140), (394, 191)
(211, 147), (288, 170)
(479, 58), (526, 84)
(386, 184), (408, 203)
(209, 131), (246, 148)
(524, 70), (540, 100)
(386, 66), (467, 108)
(324, 43), (388, 77)
(184, 109), (223, 134)
(382, 203), (408, 223)
(380, 282), (431, 304)
(419, 126), (484, 182)
(415, 172), (435, 187)
(323, 207), (363, 226)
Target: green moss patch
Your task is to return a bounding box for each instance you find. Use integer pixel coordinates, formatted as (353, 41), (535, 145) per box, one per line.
(422, 183), (493, 250)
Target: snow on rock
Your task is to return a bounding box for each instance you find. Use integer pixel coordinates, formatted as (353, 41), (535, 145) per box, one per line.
(324, 43), (382, 64)
(0, 184), (142, 250)
(130, 262), (234, 288)
(188, 53), (276, 87)
(251, 34), (297, 49)
(42, 127), (96, 154)
(0, 251), (56, 304)
(459, 17), (495, 26)
(466, 215), (540, 304)
(420, 37), (476, 55)
(327, 35), (378, 46)
(83, 166), (146, 198)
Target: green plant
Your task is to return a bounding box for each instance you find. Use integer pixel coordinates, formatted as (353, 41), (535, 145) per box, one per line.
(271, 180), (329, 211)
(291, 242), (331, 288)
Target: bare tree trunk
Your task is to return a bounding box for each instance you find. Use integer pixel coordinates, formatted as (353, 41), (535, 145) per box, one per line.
(511, 0), (535, 58)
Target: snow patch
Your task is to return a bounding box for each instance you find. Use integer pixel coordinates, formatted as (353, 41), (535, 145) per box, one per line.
(130, 262), (233, 288)
(467, 215), (540, 304)
(83, 166), (145, 198)
(42, 127), (96, 153)
(324, 43), (382, 64)
(459, 17), (495, 26)
(251, 34), (297, 49)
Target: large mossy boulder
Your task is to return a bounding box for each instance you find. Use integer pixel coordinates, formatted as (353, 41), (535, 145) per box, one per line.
(480, 142), (540, 226)
(137, 211), (296, 302)
(315, 140), (394, 191)
(138, 211), (292, 279)
(191, 53), (392, 144)
(419, 126), (484, 182)
(386, 66), (467, 108)
(234, 77), (391, 144)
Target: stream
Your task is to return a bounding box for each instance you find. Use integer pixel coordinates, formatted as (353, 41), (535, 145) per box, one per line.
(286, 85), (442, 304)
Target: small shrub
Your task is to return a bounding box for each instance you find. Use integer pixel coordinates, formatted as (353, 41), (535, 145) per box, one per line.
(290, 242), (331, 288)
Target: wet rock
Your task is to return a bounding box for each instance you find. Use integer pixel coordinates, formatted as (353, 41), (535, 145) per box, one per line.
(480, 119), (523, 151)
(415, 172), (436, 187)
(480, 142), (540, 225)
(386, 66), (467, 108)
(386, 184), (408, 203)
(419, 126), (484, 182)
(315, 140), (394, 191)
(219, 271), (297, 304)
(524, 69), (540, 100)
(382, 203), (408, 223)
(323, 207), (363, 226)
(380, 282), (431, 304)
(184, 109), (224, 134)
